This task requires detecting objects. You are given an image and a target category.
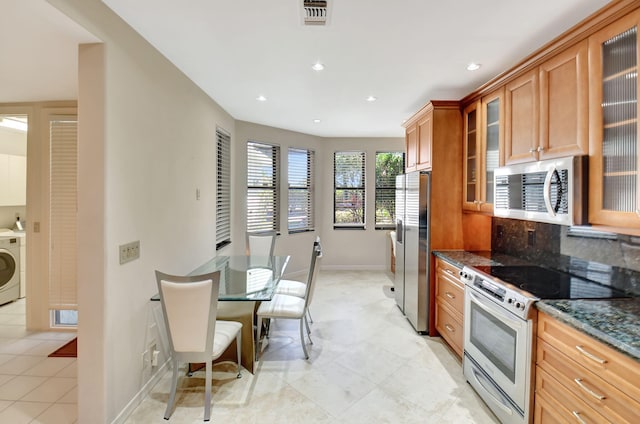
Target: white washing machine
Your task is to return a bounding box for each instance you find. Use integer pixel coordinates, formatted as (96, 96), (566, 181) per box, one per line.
(0, 237), (20, 305)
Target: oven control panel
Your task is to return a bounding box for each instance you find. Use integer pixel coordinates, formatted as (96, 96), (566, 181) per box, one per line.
(460, 266), (536, 319)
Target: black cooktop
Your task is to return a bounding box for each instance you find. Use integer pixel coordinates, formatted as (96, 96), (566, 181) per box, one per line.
(473, 265), (631, 300)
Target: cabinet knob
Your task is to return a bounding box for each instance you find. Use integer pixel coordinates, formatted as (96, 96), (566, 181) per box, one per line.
(537, 146), (544, 152)
(528, 148), (536, 153)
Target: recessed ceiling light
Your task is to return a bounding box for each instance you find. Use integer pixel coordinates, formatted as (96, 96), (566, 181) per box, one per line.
(313, 119), (321, 123)
(466, 62), (481, 71)
(366, 96), (377, 102)
(312, 62), (325, 71)
(256, 95), (267, 102)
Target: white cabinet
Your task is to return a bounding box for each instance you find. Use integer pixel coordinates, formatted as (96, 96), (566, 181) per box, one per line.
(0, 153), (27, 206)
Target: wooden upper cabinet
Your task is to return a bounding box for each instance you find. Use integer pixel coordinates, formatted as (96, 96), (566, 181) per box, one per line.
(539, 40), (589, 160)
(505, 68), (539, 164)
(462, 101), (481, 211)
(417, 111), (433, 170)
(480, 88), (504, 212)
(588, 9), (640, 229)
(405, 123), (418, 172)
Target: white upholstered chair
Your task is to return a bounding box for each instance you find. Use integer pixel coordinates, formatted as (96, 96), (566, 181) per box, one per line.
(256, 240), (322, 360)
(155, 270), (242, 421)
(275, 237), (321, 322)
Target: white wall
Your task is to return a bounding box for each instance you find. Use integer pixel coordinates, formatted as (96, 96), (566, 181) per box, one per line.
(50, 0), (235, 422)
(318, 137), (405, 270)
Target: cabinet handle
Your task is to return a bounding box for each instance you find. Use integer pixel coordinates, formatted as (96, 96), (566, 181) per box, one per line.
(574, 378), (606, 401)
(537, 146), (544, 152)
(572, 411), (587, 424)
(445, 292), (456, 299)
(575, 345), (607, 364)
(528, 148), (536, 153)
(444, 269), (455, 276)
(445, 324), (455, 333)
(635, 209), (640, 217)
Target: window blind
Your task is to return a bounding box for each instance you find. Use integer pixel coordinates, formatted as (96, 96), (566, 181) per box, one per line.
(247, 141), (280, 233)
(49, 116), (78, 311)
(216, 128), (231, 249)
(375, 152), (404, 228)
(288, 148), (315, 233)
(334, 151), (365, 228)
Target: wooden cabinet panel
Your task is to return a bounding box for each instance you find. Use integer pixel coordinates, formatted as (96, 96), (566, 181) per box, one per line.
(434, 258), (463, 357)
(405, 123), (417, 172)
(463, 101), (480, 211)
(538, 339), (640, 423)
(539, 40), (589, 160)
(588, 9), (640, 230)
(538, 311), (640, 404)
(417, 111), (433, 170)
(505, 69), (539, 164)
(535, 367), (610, 424)
(435, 302), (463, 357)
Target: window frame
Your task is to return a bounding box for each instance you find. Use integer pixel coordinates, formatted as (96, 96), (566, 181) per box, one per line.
(288, 147), (315, 234)
(216, 127), (232, 250)
(375, 151), (405, 229)
(333, 151), (366, 230)
(246, 140), (281, 233)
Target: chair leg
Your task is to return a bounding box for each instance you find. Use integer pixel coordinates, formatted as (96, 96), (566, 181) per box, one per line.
(255, 316), (262, 361)
(164, 358), (179, 420)
(304, 313), (312, 337)
(307, 307), (313, 324)
(236, 332), (242, 378)
(299, 318), (309, 360)
(204, 359), (212, 421)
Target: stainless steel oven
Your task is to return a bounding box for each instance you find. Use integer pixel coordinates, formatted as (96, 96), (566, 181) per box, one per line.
(461, 267), (537, 424)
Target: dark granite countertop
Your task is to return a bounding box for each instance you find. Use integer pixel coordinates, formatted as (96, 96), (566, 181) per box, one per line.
(536, 299), (640, 362)
(433, 250), (640, 362)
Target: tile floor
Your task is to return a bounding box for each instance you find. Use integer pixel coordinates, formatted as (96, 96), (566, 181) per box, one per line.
(126, 270), (499, 423)
(0, 299), (77, 424)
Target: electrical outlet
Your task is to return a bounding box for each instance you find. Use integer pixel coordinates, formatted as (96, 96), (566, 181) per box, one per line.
(527, 229), (536, 247)
(119, 240), (140, 265)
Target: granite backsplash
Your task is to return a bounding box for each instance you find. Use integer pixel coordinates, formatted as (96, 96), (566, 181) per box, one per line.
(491, 217), (640, 296)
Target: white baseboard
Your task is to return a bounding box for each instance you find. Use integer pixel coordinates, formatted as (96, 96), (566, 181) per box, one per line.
(319, 264), (387, 271)
(110, 359), (170, 424)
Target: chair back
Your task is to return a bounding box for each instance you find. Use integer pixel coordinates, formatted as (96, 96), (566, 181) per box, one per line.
(246, 230), (277, 267)
(155, 271), (221, 362)
(303, 238), (323, 308)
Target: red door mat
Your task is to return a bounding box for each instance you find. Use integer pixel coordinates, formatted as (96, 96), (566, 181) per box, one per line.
(48, 337), (77, 358)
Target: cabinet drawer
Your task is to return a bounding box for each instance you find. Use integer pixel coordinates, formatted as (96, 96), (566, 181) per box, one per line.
(538, 311), (640, 404)
(435, 301), (463, 357)
(537, 339), (640, 423)
(436, 270), (464, 314)
(435, 258), (461, 279)
(535, 367), (610, 424)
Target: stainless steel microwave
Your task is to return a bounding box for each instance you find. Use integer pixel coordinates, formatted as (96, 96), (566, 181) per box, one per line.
(493, 156), (588, 226)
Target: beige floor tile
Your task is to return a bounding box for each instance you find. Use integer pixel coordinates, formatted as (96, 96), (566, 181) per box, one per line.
(0, 354), (46, 375)
(20, 377), (76, 402)
(0, 399), (12, 412)
(57, 386), (77, 404)
(0, 338), (43, 355)
(32, 402), (78, 424)
(0, 400), (51, 424)
(0, 375), (47, 400)
(55, 360), (77, 378)
(23, 357), (76, 377)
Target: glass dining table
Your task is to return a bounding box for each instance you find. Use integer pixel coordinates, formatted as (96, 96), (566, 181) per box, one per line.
(151, 255), (290, 373)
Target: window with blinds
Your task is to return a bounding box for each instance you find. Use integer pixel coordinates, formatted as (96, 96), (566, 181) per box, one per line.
(375, 152), (404, 229)
(288, 148), (315, 233)
(216, 128), (231, 249)
(334, 151), (365, 229)
(247, 141), (280, 233)
(49, 116), (78, 314)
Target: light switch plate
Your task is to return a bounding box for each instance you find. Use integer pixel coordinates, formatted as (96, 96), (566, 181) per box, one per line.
(119, 240), (140, 265)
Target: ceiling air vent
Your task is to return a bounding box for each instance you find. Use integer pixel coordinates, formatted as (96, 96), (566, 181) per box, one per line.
(303, 1), (328, 26)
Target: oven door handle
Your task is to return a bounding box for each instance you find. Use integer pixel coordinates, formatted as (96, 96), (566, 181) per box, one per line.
(468, 290), (523, 327)
(543, 166), (562, 216)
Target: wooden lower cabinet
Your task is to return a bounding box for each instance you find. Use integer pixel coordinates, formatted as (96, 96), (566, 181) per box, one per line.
(535, 311), (640, 423)
(434, 258), (464, 357)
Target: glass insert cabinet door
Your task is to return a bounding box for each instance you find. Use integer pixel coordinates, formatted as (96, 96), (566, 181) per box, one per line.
(589, 9), (640, 229)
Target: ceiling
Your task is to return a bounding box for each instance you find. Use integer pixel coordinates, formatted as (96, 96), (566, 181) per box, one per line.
(3, 1), (611, 138)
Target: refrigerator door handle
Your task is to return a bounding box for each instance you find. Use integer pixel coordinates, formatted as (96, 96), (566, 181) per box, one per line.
(396, 220), (403, 243)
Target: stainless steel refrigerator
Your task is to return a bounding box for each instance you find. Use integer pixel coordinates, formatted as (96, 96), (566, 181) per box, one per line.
(394, 171), (430, 334)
